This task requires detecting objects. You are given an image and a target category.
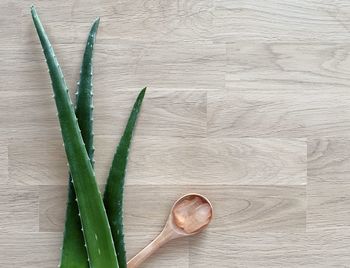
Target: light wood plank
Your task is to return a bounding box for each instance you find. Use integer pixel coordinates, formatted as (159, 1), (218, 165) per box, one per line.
(308, 139), (350, 184)
(190, 229), (350, 267)
(0, 139), (8, 184)
(307, 139), (350, 231)
(0, 1), (23, 44)
(97, 136), (306, 185)
(10, 136), (306, 185)
(39, 185), (182, 232)
(39, 185), (67, 232)
(20, 0), (214, 44)
(0, 186), (38, 232)
(94, 90), (207, 137)
(39, 185), (305, 233)
(226, 43), (350, 91)
(79, 0), (213, 44)
(1, 43), (81, 93)
(0, 232), (61, 268)
(5, 90), (206, 140)
(308, 182), (350, 232)
(3, 90), (60, 139)
(208, 89), (350, 138)
(9, 138), (66, 185)
(93, 43), (225, 90)
(20, 1), (74, 44)
(213, 0), (350, 43)
(3, 41), (225, 93)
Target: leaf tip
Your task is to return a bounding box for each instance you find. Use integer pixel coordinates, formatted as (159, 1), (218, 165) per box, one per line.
(138, 87), (146, 100)
(93, 17), (100, 29)
(30, 4), (36, 16)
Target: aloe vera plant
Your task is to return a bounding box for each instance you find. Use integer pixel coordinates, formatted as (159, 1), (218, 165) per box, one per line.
(31, 6), (146, 268)
(60, 17), (99, 268)
(104, 87), (146, 268)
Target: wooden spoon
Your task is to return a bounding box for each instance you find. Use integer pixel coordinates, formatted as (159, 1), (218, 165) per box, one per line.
(127, 193), (213, 268)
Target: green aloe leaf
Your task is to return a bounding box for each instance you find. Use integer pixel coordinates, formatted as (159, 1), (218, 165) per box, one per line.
(104, 88), (146, 268)
(60, 18), (99, 268)
(31, 6), (119, 268)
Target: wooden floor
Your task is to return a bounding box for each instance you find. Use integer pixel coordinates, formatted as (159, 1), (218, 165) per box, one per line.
(1, 0), (350, 267)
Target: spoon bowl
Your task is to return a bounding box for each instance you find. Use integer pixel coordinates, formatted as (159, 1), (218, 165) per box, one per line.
(170, 193), (213, 236)
(127, 193), (213, 268)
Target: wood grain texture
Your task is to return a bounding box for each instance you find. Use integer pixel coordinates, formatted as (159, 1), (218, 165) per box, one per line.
(9, 138), (66, 185)
(9, 136), (306, 185)
(226, 43), (350, 91)
(39, 185), (305, 233)
(5, 90), (207, 139)
(1, 0), (350, 267)
(96, 136), (306, 185)
(307, 139), (350, 231)
(190, 229), (350, 267)
(0, 186), (38, 232)
(94, 90), (207, 137)
(208, 89), (350, 138)
(213, 0), (350, 43)
(0, 232), (61, 268)
(93, 43), (226, 90)
(21, 0), (214, 44)
(0, 139), (8, 184)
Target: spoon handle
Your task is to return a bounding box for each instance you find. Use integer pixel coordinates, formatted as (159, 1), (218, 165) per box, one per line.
(127, 224), (177, 268)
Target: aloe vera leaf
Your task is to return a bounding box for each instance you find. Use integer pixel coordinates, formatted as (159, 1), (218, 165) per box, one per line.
(60, 176), (89, 268)
(31, 6), (119, 268)
(60, 18), (99, 268)
(103, 88), (146, 268)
